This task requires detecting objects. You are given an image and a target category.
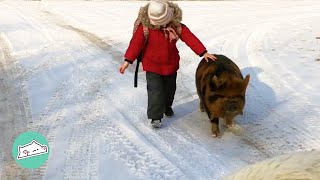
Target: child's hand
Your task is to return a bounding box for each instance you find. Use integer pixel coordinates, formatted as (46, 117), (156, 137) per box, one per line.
(204, 53), (217, 62)
(119, 61), (129, 74)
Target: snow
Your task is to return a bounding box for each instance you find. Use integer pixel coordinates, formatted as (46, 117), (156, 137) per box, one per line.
(0, 0), (320, 179)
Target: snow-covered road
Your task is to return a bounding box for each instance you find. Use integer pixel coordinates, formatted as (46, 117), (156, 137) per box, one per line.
(1, 1), (320, 179)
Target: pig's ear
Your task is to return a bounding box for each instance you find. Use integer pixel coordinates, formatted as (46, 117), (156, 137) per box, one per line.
(212, 75), (223, 88)
(242, 74), (250, 89)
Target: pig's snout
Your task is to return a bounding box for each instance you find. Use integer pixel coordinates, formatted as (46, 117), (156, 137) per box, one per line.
(225, 101), (239, 112)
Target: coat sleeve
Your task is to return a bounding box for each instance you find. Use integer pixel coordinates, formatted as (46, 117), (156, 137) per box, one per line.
(179, 24), (207, 56)
(124, 24), (146, 62)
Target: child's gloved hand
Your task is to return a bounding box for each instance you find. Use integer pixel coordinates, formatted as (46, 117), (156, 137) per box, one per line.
(119, 61), (129, 74)
(204, 53), (217, 62)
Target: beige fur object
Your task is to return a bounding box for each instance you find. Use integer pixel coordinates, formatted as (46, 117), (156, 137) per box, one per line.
(223, 151), (320, 180)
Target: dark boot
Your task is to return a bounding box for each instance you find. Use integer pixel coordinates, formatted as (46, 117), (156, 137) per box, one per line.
(150, 119), (162, 128)
(164, 107), (174, 117)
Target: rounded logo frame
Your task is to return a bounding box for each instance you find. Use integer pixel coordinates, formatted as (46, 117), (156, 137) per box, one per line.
(12, 131), (50, 169)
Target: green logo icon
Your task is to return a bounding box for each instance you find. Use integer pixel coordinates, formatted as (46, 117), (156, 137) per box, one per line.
(12, 131), (49, 169)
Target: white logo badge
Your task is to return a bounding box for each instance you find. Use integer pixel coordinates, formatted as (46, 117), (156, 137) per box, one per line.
(17, 140), (48, 160)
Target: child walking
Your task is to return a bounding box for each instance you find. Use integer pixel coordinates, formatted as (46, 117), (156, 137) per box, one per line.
(119, 0), (217, 128)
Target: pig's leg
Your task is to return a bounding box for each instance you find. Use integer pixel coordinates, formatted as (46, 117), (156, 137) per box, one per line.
(197, 90), (205, 112)
(195, 80), (204, 112)
(226, 117), (235, 128)
(211, 117), (220, 137)
(199, 99), (205, 112)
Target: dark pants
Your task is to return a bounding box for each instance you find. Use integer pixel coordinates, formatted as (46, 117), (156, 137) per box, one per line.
(146, 72), (177, 120)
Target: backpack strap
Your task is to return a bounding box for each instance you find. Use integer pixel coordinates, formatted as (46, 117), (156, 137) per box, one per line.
(134, 27), (149, 88)
(176, 25), (182, 40)
(133, 7), (149, 88)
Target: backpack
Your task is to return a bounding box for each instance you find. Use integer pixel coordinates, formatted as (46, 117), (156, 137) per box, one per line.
(132, 7), (182, 87)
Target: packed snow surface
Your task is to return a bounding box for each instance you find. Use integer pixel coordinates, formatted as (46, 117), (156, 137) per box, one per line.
(0, 0), (320, 179)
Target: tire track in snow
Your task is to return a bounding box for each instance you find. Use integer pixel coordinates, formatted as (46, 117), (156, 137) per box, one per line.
(86, 87), (186, 179)
(24, 10), (187, 178)
(44, 10), (258, 179)
(1, 1), (55, 44)
(58, 48), (186, 179)
(171, 12), (320, 172)
(10, 9), (121, 179)
(48, 3), (320, 179)
(21, 29), (100, 180)
(63, 103), (99, 180)
(0, 33), (31, 180)
(47, 17), (204, 177)
(59, 27), (239, 176)
(99, 66), (235, 178)
(31, 51), (100, 179)
(1, 3), (318, 179)
(59, 57), (107, 180)
(0, 3), (64, 179)
(219, 18), (320, 158)
(42, 11), (124, 64)
(245, 25), (320, 153)
(28, 46), (95, 180)
(158, 25), (271, 174)
(151, 26), (277, 176)
(12, 9), (111, 179)
(99, 115), (187, 179)
(17, 44), (82, 84)
(29, 46), (186, 179)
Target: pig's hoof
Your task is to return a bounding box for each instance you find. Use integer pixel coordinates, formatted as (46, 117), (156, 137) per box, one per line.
(212, 133), (221, 138)
(227, 123), (235, 128)
(200, 108), (205, 112)
(211, 130), (221, 138)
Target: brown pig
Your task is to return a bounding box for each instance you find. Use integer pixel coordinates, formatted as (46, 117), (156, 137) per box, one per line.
(196, 55), (250, 137)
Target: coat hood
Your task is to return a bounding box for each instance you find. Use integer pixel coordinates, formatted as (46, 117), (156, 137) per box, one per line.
(138, 2), (183, 29)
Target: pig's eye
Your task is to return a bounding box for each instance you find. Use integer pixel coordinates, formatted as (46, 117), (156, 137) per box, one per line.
(231, 95), (245, 101)
(208, 94), (225, 103)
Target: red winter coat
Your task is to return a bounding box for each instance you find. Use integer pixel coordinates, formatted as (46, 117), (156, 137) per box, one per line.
(124, 24), (207, 75)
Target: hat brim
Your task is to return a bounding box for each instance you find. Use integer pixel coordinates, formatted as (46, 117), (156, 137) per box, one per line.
(149, 7), (173, 26)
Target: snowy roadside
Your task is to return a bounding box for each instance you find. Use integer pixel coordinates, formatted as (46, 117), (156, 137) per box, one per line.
(0, 1), (320, 179)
